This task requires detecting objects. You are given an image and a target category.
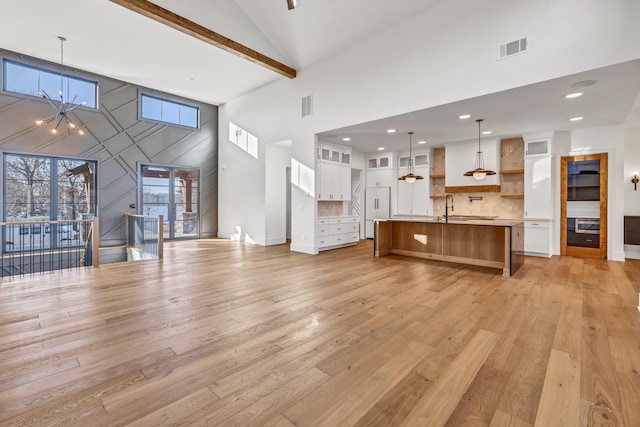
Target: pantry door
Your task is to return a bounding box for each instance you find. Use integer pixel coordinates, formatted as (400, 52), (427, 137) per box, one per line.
(560, 153), (607, 259)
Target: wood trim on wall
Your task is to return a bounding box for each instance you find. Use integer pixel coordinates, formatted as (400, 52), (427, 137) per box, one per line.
(109, 0), (297, 79)
(444, 185), (501, 193)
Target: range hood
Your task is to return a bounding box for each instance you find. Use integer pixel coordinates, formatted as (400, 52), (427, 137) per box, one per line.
(444, 137), (501, 191)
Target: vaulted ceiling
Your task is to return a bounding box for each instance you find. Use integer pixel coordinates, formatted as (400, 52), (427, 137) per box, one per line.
(2, 1), (639, 154)
(0, 0), (448, 105)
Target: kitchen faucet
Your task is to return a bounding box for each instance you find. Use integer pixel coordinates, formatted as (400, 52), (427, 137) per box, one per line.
(445, 194), (454, 223)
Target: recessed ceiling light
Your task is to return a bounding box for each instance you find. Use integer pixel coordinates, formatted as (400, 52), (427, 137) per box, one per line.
(569, 116), (583, 121)
(482, 131), (492, 135)
(565, 92), (583, 99)
(417, 140), (426, 144)
(342, 137), (351, 142)
(459, 114), (471, 119)
(378, 147), (385, 151)
(386, 129), (396, 133)
(571, 79), (597, 88)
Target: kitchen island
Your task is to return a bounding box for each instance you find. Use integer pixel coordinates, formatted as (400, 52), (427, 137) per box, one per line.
(374, 218), (524, 276)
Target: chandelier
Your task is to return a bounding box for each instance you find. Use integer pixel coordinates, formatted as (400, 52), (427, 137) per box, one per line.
(36, 36), (85, 136)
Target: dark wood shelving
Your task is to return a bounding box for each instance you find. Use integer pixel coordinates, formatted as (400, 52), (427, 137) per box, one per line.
(500, 169), (524, 174)
(429, 174), (445, 179)
(430, 195), (447, 199)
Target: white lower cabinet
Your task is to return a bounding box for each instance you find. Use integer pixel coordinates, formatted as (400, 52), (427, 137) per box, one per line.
(524, 220), (551, 257)
(318, 216), (359, 251)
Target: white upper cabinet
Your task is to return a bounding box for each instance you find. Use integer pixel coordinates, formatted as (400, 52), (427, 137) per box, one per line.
(367, 153), (392, 169)
(317, 142), (352, 200)
(524, 156), (552, 218)
(397, 152), (430, 215)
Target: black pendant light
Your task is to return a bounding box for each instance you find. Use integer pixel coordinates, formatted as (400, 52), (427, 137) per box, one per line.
(463, 119), (495, 180)
(399, 132), (424, 184)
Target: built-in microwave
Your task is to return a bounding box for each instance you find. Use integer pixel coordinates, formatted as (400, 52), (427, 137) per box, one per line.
(575, 218), (600, 234)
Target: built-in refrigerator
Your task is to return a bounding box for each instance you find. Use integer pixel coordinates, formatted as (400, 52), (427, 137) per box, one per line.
(365, 187), (390, 239)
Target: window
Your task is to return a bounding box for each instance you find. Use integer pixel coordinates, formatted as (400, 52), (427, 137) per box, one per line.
(3, 153), (97, 251)
(140, 93), (199, 129)
(3, 153), (97, 221)
(2, 59), (98, 109)
(229, 122), (258, 158)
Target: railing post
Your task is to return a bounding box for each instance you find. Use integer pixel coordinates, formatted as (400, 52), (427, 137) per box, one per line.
(158, 215), (164, 259)
(92, 216), (100, 267)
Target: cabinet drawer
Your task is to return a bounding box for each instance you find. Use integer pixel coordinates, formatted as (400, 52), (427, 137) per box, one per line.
(317, 218), (329, 225)
(329, 233), (359, 246)
(318, 236), (331, 247)
(328, 216), (358, 224)
(524, 221), (549, 229)
(329, 223), (350, 234)
(317, 225), (329, 236)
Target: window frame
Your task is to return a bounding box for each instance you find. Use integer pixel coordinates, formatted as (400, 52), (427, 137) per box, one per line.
(2, 151), (99, 221)
(138, 92), (200, 130)
(1, 56), (99, 110)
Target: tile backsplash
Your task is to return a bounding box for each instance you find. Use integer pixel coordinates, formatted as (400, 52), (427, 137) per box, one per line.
(433, 192), (524, 218)
(318, 201), (345, 217)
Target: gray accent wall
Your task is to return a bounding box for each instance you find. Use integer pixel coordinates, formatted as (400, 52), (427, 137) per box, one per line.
(0, 49), (218, 262)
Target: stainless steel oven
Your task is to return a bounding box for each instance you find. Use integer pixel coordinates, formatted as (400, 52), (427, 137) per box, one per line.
(575, 218), (600, 234)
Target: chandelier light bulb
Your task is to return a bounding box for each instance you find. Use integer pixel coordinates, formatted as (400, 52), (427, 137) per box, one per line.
(36, 120), (43, 125)
(405, 176), (417, 184)
(473, 171), (486, 180)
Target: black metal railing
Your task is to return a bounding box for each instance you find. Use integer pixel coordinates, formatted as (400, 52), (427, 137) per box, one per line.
(0, 217), (99, 277)
(125, 213), (163, 261)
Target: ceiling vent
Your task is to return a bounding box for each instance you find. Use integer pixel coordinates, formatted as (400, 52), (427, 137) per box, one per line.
(498, 37), (528, 60)
(301, 94), (313, 117)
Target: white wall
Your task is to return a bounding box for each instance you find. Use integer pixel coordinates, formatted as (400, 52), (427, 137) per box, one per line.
(265, 144), (291, 245)
(218, 113), (266, 244)
(219, 0), (640, 253)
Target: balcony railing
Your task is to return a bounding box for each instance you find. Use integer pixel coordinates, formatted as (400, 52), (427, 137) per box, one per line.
(0, 217), (99, 277)
(125, 213), (163, 261)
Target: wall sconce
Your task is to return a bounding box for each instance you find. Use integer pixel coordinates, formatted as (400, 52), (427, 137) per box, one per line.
(633, 171), (639, 191)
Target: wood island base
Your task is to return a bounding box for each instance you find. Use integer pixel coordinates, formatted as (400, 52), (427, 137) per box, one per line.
(375, 220), (524, 277)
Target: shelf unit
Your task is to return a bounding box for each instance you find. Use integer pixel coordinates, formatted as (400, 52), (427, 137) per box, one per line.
(500, 138), (525, 202)
(429, 148), (446, 203)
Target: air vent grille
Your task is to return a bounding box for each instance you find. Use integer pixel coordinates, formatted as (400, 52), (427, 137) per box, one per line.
(301, 94), (313, 117)
(498, 37), (528, 59)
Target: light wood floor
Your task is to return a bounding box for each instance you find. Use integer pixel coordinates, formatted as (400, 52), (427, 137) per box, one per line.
(1, 239), (639, 426)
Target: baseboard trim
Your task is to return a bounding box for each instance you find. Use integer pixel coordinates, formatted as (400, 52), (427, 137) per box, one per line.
(290, 243), (317, 255)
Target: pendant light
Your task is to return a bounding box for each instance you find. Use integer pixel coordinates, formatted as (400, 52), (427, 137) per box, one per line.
(399, 131), (423, 184)
(35, 36), (85, 136)
(463, 119), (495, 180)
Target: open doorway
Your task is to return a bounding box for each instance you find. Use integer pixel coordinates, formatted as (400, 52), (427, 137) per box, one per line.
(560, 153), (608, 258)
